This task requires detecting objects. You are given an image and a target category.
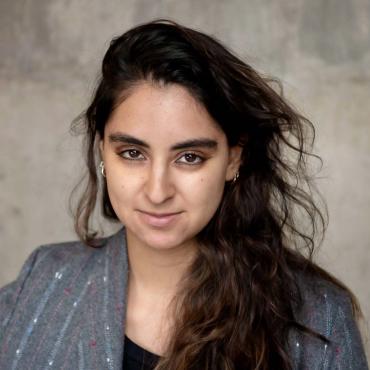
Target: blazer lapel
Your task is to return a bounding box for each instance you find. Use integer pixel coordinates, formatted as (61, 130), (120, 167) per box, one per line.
(84, 226), (129, 370)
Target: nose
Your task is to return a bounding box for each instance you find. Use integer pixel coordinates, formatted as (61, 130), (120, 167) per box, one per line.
(144, 163), (175, 204)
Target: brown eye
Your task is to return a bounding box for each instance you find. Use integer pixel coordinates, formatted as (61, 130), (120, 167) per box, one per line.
(185, 153), (197, 162)
(120, 149), (145, 160)
(177, 152), (204, 165)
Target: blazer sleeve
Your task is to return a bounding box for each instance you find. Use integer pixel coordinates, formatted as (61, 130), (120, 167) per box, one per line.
(326, 292), (369, 370)
(0, 246), (42, 341)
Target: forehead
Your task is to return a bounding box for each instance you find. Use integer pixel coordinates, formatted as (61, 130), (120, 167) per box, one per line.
(105, 82), (226, 145)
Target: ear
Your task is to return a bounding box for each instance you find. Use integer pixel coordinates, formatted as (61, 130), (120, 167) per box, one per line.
(225, 145), (243, 181)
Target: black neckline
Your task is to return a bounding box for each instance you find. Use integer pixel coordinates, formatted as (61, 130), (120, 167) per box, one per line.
(124, 334), (161, 366)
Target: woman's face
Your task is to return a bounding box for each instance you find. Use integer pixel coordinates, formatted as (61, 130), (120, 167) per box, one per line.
(100, 82), (241, 252)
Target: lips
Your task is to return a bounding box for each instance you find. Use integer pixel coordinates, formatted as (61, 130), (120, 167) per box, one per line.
(143, 211), (180, 217)
(138, 210), (181, 227)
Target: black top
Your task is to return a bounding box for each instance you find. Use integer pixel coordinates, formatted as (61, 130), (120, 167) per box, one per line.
(123, 335), (161, 370)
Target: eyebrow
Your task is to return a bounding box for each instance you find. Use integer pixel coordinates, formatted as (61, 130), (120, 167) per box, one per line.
(108, 133), (218, 151)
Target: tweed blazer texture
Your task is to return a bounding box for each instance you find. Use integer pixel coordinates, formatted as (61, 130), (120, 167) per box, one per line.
(0, 226), (368, 369)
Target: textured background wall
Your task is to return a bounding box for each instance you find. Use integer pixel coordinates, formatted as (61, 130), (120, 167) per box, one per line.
(1, 0), (369, 358)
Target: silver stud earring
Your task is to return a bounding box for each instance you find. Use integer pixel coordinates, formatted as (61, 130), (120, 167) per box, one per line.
(232, 171), (239, 183)
(99, 161), (106, 178)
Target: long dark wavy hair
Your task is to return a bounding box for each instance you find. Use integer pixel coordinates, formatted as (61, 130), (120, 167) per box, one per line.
(70, 19), (361, 370)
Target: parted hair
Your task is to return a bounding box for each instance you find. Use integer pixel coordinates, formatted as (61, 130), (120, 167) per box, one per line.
(70, 19), (360, 370)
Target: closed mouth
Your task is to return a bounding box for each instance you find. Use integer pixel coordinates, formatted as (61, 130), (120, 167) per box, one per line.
(141, 211), (181, 217)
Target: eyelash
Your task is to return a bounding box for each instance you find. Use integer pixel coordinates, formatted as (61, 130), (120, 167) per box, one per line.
(118, 149), (205, 165)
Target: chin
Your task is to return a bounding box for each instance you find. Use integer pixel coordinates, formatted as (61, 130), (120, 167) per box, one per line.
(140, 232), (187, 250)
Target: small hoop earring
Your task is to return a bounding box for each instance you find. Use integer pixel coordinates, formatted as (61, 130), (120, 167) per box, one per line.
(99, 161), (106, 178)
(232, 171), (239, 183)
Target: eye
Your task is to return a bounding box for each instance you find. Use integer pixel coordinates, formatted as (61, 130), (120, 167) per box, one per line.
(119, 149), (145, 161)
(176, 152), (205, 165)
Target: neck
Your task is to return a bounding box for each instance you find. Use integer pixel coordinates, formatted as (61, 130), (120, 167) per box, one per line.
(125, 230), (197, 298)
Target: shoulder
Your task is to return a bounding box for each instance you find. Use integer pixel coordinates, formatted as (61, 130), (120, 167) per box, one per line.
(20, 231), (118, 274)
(291, 269), (369, 369)
(0, 227), (128, 368)
(0, 228), (124, 327)
(294, 269), (354, 336)
(30, 238), (101, 269)
(11, 239), (100, 285)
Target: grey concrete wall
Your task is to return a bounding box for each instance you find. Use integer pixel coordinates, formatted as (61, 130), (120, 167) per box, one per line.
(1, 0), (369, 357)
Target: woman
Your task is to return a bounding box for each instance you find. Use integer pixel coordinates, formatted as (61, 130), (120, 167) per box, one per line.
(0, 19), (368, 370)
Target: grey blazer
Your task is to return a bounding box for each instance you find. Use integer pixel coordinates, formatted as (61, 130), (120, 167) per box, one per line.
(0, 227), (368, 369)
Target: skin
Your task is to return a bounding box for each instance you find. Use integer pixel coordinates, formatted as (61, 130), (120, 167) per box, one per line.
(99, 81), (242, 354)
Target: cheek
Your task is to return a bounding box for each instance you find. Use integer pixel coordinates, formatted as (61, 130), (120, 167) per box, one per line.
(106, 173), (132, 209)
(186, 172), (226, 215)
(106, 175), (139, 227)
